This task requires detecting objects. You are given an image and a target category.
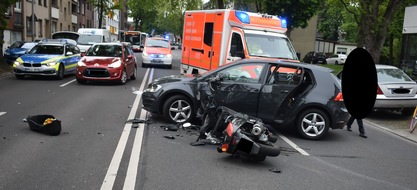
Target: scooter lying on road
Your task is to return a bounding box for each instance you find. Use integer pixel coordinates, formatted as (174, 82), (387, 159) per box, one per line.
(210, 106), (281, 161)
(191, 74), (281, 161)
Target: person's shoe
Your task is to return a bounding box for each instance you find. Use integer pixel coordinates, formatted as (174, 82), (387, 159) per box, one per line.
(347, 127), (352, 131)
(359, 133), (367, 138)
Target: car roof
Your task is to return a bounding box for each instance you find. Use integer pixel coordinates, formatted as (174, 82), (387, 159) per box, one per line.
(233, 58), (334, 72)
(375, 64), (399, 69)
(38, 38), (77, 45)
(93, 42), (123, 46)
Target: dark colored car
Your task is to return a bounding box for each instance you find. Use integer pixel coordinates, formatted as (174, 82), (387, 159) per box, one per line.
(75, 42), (137, 85)
(303, 51), (327, 64)
(142, 58), (349, 140)
(4, 41), (38, 65)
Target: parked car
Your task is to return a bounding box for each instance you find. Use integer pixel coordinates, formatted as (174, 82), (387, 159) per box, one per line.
(142, 58), (349, 140)
(326, 54), (347, 65)
(141, 37), (174, 69)
(75, 42), (137, 85)
(13, 39), (81, 79)
(4, 41), (38, 65)
(303, 51), (327, 64)
(337, 64), (417, 116)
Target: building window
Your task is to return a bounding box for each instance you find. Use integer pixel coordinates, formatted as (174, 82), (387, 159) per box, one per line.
(26, 17), (33, 36)
(60, 23), (62, 31)
(60, 0), (62, 11)
(38, 19), (43, 37)
(81, 3), (85, 15)
(68, 25), (70, 31)
(52, 21), (57, 33)
(43, 0), (47, 7)
(14, 1), (22, 12)
(52, 0), (58, 7)
(64, 8), (66, 20)
(38, 0), (42, 6)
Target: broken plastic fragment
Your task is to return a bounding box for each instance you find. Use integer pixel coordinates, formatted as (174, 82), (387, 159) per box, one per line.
(163, 135), (175, 139)
(126, 118), (146, 123)
(190, 141), (205, 146)
(269, 168), (281, 173)
(162, 125), (179, 131)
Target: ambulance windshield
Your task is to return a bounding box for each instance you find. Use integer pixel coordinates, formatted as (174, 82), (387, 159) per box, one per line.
(245, 33), (297, 60)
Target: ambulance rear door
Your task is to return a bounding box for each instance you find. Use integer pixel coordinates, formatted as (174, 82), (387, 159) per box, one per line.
(182, 12), (205, 74)
(202, 11), (225, 71)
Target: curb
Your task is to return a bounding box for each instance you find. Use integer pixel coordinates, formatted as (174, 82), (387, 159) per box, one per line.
(364, 119), (417, 143)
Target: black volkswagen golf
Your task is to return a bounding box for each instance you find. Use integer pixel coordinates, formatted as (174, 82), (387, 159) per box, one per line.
(141, 59), (349, 140)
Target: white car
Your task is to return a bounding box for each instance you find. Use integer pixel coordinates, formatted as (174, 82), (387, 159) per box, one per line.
(326, 54), (347, 65)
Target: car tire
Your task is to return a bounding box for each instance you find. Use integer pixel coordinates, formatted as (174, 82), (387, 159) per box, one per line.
(163, 95), (194, 124)
(167, 64), (172, 69)
(119, 69), (128, 85)
(15, 75), (25, 79)
(56, 63), (65, 80)
(130, 66), (137, 80)
(296, 109), (329, 140)
(335, 61), (339, 65)
(142, 63), (147, 68)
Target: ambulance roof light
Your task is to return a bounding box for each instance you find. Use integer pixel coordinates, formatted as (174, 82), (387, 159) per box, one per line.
(280, 17), (287, 28)
(235, 11), (250, 24)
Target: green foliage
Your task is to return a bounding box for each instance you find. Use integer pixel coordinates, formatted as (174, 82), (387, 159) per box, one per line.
(263, 0), (323, 35)
(87, 0), (123, 28)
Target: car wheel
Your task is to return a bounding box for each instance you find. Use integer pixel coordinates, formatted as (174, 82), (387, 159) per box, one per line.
(130, 66), (137, 80)
(56, 63), (65, 80)
(163, 95), (194, 124)
(119, 69), (128, 85)
(167, 64), (172, 69)
(296, 109), (329, 140)
(142, 63), (147, 68)
(15, 75), (25, 79)
(335, 61), (338, 65)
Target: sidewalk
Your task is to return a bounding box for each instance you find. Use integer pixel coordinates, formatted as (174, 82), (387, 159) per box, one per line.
(365, 119), (417, 143)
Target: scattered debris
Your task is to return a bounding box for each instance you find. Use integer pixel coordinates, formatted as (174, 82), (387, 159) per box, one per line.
(190, 141), (205, 146)
(163, 135), (175, 139)
(132, 124), (139, 128)
(128, 105), (133, 108)
(3, 137), (6, 140)
(24, 115), (61, 136)
(161, 124), (179, 131)
(126, 118), (147, 123)
(269, 168), (281, 173)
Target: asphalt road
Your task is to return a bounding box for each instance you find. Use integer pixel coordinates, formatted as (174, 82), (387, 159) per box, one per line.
(0, 49), (417, 190)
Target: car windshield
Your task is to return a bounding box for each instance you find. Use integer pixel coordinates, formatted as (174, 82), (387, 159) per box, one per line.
(85, 44), (123, 57)
(9, 41), (26, 48)
(377, 68), (414, 83)
(21, 43), (37, 49)
(245, 33), (298, 60)
(146, 39), (169, 48)
(28, 45), (64, 54)
(77, 35), (102, 45)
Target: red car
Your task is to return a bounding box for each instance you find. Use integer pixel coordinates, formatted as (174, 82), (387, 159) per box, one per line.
(76, 42), (137, 84)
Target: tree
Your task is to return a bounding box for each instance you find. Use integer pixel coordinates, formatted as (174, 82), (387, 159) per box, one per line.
(317, 0), (345, 41)
(339, 0), (406, 64)
(0, 0), (19, 61)
(87, 0), (123, 29)
(263, 0), (323, 38)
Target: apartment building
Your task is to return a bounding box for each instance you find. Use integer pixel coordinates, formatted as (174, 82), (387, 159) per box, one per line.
(3, 0), (125, 54)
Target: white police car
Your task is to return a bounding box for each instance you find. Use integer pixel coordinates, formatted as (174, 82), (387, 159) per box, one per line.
(13, 39), (81, 79)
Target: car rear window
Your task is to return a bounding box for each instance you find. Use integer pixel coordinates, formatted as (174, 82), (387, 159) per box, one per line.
(377, 68), (414, 83)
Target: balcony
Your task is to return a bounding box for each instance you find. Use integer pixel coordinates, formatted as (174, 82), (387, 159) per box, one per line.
(72, 14), (77, 24)
(52, 7), (59, 19)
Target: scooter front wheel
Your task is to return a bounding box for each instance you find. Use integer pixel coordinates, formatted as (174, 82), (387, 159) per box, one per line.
(258, 143), (281, 157)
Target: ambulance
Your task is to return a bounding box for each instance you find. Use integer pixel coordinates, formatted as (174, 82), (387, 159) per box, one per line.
(77, 28), (111, 53)
(181, 9), (300, 74)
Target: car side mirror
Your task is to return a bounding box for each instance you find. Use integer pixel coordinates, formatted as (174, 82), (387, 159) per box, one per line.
(171, 47), (175, 50)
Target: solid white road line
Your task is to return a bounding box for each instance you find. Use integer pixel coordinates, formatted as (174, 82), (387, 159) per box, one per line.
(59, 79), (76, 87)
(0, 112), (6, 117)
(100, 68), (150, 190)
(278, 134), (310, 156)
(123, 68), (154, 190)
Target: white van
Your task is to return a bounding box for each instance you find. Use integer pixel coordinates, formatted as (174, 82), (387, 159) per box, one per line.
(77, 28), (111, 53)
